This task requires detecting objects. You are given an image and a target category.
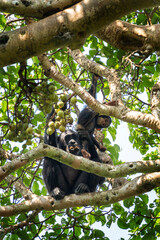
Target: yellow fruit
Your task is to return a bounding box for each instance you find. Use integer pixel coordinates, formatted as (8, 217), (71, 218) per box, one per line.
(70, 97), (77, 105)
(57, 110), (64, 118)
(47, 127), (55, 135)
(67, 117), (73, 124)
(48, 121), (55, 129)
(26, 127), (33, 134)
(59, 125), (66, 132)
(57, 101), (64, 109)
(60, 119), (66, 125)
(60, 94), (67, 102)
(55, 121), (60, 129)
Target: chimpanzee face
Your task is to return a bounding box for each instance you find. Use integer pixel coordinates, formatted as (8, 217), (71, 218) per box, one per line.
(59, 130), (81, 155)
(96, 116), (111, 128)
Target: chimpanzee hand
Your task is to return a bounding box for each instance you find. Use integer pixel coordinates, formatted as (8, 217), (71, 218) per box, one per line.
(99, 144), (107, 152)
(81, 148), (91, 159)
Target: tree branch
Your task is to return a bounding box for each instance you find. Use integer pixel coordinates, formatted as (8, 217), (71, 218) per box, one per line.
(38, 52), (160, 133)
(0, 0), (160, 67)
(6, 175), (37, 200)
(0, 172), (160, 216)
(96, 20), (160, 52)
(1, 143), (160, 182)
(69, 49), (123, 104)
(0, 0), (81, 18)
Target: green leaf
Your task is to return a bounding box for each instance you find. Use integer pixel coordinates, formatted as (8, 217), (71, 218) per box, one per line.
(88, 214), (96, 225)
(123, 197), (134, 208)
(32, 181), (39, 194)
(113, 203), (124, 215)
(117, 218), (129, 229)
(93, 229), (105, 238)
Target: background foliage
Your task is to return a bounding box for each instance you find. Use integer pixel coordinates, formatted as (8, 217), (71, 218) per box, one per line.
(0, 8), (160, 240)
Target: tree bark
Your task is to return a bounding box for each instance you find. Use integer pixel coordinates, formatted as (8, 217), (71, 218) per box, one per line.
(1, 172), (160, 216)
(96, 20), (160, 52)
(1, 143), (160, 182)
(0, 0), (160, 66)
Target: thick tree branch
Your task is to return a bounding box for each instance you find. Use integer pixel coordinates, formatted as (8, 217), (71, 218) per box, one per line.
(0, 172), (160, 216)
(38, 53), (160, 133)
(0, 0), (160, 67)
(1, 143), (160, 182)
(151, 81), (160, 120)
(69, 49), (123, 104)
(0, 0), (81, 18)
(96, 20), (160, 52)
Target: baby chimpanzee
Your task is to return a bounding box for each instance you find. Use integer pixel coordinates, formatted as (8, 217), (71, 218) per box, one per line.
(77, 74), (111, 158)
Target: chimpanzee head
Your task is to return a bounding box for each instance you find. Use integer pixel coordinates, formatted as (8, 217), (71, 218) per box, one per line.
(96, 115), (111, 129)
(58, 130), (81, 155)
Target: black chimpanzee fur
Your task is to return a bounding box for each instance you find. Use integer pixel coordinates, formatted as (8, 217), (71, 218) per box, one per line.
(77, 74), (111, 156)
(42, 108), (104, 200)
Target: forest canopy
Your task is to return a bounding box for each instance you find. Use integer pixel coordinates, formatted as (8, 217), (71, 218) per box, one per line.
(0, 0), (160, 239)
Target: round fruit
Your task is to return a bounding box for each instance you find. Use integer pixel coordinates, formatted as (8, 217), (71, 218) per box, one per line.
(48, 121), (55, 129)
(22, 123), (28, 131)
(60, 94), (67, 102)
(67, 117), (73, 124)
(44, 105), (52, 114)
(54, 94), (58, 103)
(60, 119), (66, 125)
(57, 101), (64, 109)
(41, 82), (47, 88)
(48, 84), (55, 93)
(27, 134), (33, 139)
(26, 139), (32, 145)
(26, 127), (33, 134)
(59, 125), (66, 132)
(70, 97), (77, 105)
(56, 116), (61, 121)
(55, 121), (60, 129)
(57, 110), (64, 118)
(47, 127), (55, 135)
(49, 93), (56, 101)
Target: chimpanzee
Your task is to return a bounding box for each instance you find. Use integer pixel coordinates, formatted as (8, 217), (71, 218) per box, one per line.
(77, 74), (111, 158)
(42, 107), (105, 200)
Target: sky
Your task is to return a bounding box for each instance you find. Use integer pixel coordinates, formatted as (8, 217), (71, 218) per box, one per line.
(103, 121), (158, 240)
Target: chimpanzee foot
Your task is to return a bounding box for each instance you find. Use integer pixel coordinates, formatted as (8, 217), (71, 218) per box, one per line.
(74, 183), (90, 194)
(81, 149), (91, 159)
(51, 187), (65, 200)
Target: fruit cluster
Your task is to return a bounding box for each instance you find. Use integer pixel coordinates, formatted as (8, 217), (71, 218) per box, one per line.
(46, 94), (77, 135)
(36, 82), (59, 115)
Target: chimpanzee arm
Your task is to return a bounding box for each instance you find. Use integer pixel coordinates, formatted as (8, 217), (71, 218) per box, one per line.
(88, 73), (99, 98)
(77, 74), (99, 130)
(91, 135), (107, 151)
